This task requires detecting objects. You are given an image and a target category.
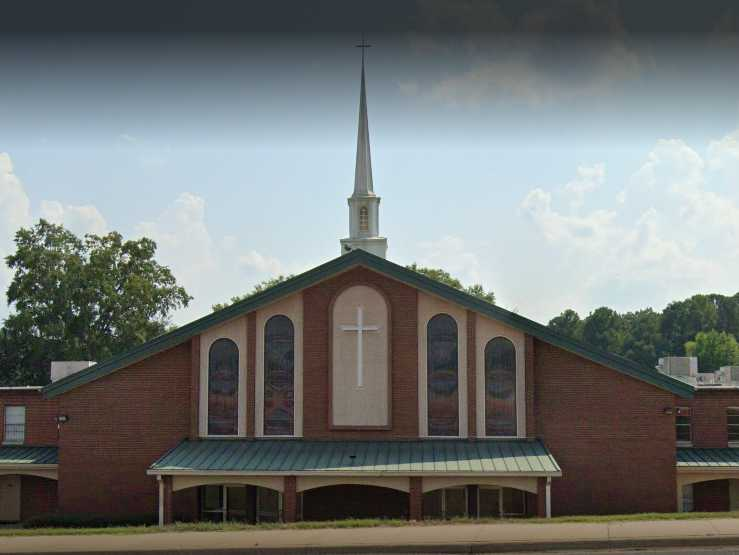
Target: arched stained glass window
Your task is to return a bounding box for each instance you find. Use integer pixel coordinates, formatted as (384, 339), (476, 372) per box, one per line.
(359, 206), (369, 232)
(208, 338), (239, 436)
(427, 314), (459, 436)
(485, 337), (517, 436)
(264, 315), (294, 436)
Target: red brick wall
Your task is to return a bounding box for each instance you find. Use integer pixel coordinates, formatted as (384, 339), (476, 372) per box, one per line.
(678, 390), (739, 448)
(693, 479), (730, 512)
(20, 476), (58, 521)
(302, 266), (419, 439)
(0, 389), (58, 446)
(534, 339), (677, 515)
(56, 341), (192, 520)
(466, 311), (476, 437)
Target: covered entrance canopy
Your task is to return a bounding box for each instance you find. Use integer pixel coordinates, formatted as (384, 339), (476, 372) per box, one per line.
(677, 447), (739, 512)
(0, 446), (58, 480)
(148, 439), (561, 524)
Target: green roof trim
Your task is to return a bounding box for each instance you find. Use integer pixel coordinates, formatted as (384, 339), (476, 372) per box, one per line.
(0, 445), (58, 466)
(677, 448), (739, 468)
(43, 249), (694, 399)
(148, 439), (561, 476)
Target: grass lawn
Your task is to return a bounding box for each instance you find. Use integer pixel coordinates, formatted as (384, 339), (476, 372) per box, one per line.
(2, 511), (739, 537)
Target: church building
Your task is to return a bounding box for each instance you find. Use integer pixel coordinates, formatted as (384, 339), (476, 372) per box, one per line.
(2, 53), (739, 526)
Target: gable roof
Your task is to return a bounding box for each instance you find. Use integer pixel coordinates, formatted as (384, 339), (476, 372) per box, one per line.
(42, 249), (695, 399)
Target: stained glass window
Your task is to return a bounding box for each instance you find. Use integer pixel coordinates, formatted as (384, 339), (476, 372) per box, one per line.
(264, 315), (294, 436)
(427, 314), (459, 436)
(485, 337), (517, 437)
(208, 338), (239, 436)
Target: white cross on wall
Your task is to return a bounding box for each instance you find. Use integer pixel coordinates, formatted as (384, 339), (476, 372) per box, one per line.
(340, 306), (380, 388)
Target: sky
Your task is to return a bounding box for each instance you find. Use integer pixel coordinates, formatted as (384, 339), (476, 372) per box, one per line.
(2, 1), (739, 325)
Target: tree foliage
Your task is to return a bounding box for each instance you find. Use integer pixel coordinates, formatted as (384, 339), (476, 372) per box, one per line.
(0, 220), (191, 386)
(685, 330), (739, 372)
(212, 275), (294, 312)
(548, 293), (739, 370)
(406, 264), (495, 304)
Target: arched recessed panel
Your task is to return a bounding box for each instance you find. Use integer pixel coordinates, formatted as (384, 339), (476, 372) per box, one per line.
(427, 314), (459, 437)
(208, 338), (239, 436)
(485, 337), (517, 437)
(331, 285), (390, 428)
(264, 315), (295, 436)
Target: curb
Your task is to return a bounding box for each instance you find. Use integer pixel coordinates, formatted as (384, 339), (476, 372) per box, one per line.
(14, 535), (739, 555)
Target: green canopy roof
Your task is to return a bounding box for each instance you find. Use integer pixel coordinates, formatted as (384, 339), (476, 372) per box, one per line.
(0, 446), (58, 466)
(149, 439), (561, 477)
(677, 447), (739, 469)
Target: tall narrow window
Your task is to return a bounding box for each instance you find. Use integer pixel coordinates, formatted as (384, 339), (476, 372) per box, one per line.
(729, 408), (739, 444)
(676, 407), (692, 444)
(359, 206), (369, 232)
(3, 406), (25, 445)
(208, 338), (239, 435)
(264, 315), (295, 436)
(427, 314), (459, 436)
(485, 337), (517, 436)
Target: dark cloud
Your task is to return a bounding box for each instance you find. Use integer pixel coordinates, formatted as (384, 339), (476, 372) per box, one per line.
(2, 0), (738, 35)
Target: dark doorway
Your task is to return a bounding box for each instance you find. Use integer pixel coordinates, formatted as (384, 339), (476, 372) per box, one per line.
(301, 485), (409, 521)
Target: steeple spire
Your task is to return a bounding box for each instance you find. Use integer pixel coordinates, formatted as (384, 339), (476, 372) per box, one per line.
(354, 41), (373, 196)
(340, 37), (388, 258)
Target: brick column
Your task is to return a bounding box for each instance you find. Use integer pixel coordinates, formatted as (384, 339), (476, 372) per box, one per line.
(525, 334), (536, 438)
(467, 310), (477, 438)
(189, 336), (200, 439)
(536, 477), (546, 518)
(161, 476), (174, 525)
(247, 312), (257, 437)
(283, 476), (298, 522)
(409, 477), (423, 521)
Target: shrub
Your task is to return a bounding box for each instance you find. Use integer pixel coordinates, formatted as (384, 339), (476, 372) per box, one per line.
(23, 513), (154, 529)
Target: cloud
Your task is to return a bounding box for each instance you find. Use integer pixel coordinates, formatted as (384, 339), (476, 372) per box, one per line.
(39, 200), (108, 236)
(521, 131), (739, 318)
(136, 192), (288, 322)
(415, 235), (483, 285)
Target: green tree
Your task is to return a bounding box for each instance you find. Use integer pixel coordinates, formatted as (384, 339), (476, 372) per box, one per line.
(0, 220), (191, 386)
(406, 263), (495, 304)
(581, 307), (626, 354)
(661, 295), (719, 355)
(548, 309), (583, 340)
(212, 275), (294, 312)
(622, 308), (663, 367)
(685, 330), (739, 372)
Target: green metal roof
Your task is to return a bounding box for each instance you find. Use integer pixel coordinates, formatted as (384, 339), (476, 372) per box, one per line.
(43, 249), (694, 399)
(148, 439), (561, 476)
(677, 448), (739, 469)
(0, 446), (58, 466)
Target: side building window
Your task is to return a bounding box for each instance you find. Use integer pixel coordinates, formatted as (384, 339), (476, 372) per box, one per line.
(264, 315), (295, 436)
(485, 337), (517, 436)
(729, 408), (739, 444)
(427, 314), (459, 436)
(3, 406), (25, 445)
(676, 407), (692, 444)
(208, 338), (239, 436)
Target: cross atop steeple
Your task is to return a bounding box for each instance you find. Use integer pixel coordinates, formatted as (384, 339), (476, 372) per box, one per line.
(340, 36), (388, 258)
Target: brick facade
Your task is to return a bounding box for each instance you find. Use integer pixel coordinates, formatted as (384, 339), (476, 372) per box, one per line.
(7, 265), (733, 523)
(0, 389), (58, 446)
(533, 338), (678, 515)
(693, 479), (730, 512)
(55, 342), (192, 520)
(20, 476), (58, 521)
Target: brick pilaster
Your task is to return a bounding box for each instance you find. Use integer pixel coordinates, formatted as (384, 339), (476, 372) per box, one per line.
(283, 476), (298, 522)
(189, 336), (200, 439)
(409, 477), (423, 520)
(163, 476), (174, 525)
(467, 310), (477, 438)
(525, 334), (536, 438)
(247, 312), (257, 437)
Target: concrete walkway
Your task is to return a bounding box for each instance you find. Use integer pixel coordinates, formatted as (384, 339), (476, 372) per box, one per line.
(5, 518), (739, 554)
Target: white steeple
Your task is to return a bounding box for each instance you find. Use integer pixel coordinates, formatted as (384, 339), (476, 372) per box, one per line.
(340, 39), (388, 258)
